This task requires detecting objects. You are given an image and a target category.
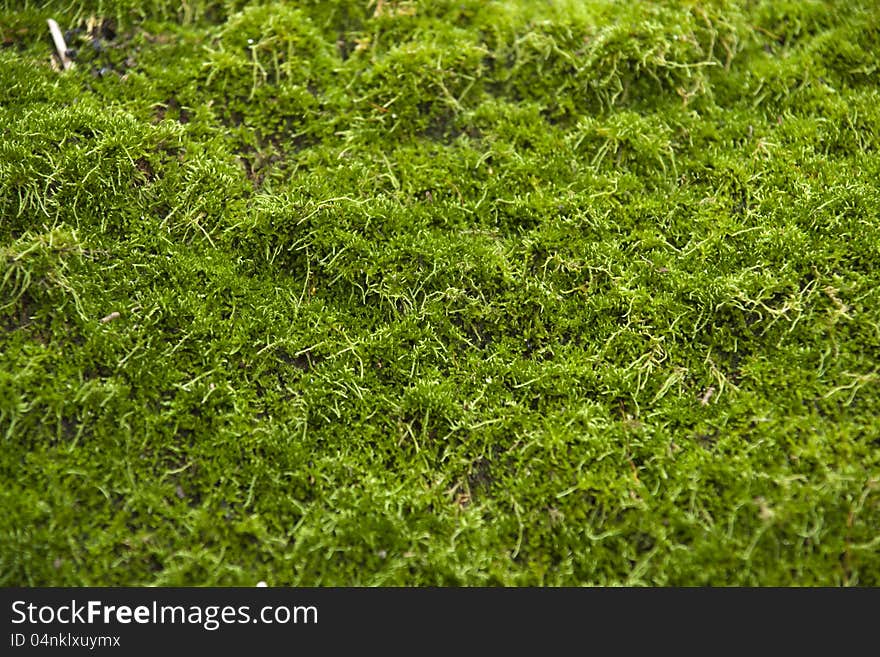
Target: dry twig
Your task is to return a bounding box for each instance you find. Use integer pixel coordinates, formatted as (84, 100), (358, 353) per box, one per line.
(47, 19), (74, 70)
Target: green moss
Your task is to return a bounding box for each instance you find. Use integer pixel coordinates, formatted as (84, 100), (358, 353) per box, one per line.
(1, 0), (879, 586)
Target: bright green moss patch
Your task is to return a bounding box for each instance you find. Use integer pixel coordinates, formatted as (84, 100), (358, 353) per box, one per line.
(1, 0), (879, 585)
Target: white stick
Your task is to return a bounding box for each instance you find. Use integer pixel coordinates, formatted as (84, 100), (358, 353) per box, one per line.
(47, 18), (73, 70)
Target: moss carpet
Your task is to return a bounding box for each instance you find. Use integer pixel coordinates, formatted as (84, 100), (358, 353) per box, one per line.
(1, 0), (879, 585)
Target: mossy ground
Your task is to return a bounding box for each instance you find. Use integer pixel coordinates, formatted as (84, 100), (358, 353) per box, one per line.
(1, 0), (879, 585)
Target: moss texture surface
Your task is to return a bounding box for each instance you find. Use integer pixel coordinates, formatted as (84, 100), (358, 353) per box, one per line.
(1, 0), (879, 585)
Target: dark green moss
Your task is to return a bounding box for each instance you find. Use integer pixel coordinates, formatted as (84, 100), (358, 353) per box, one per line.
(1, 0), (879, 585)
